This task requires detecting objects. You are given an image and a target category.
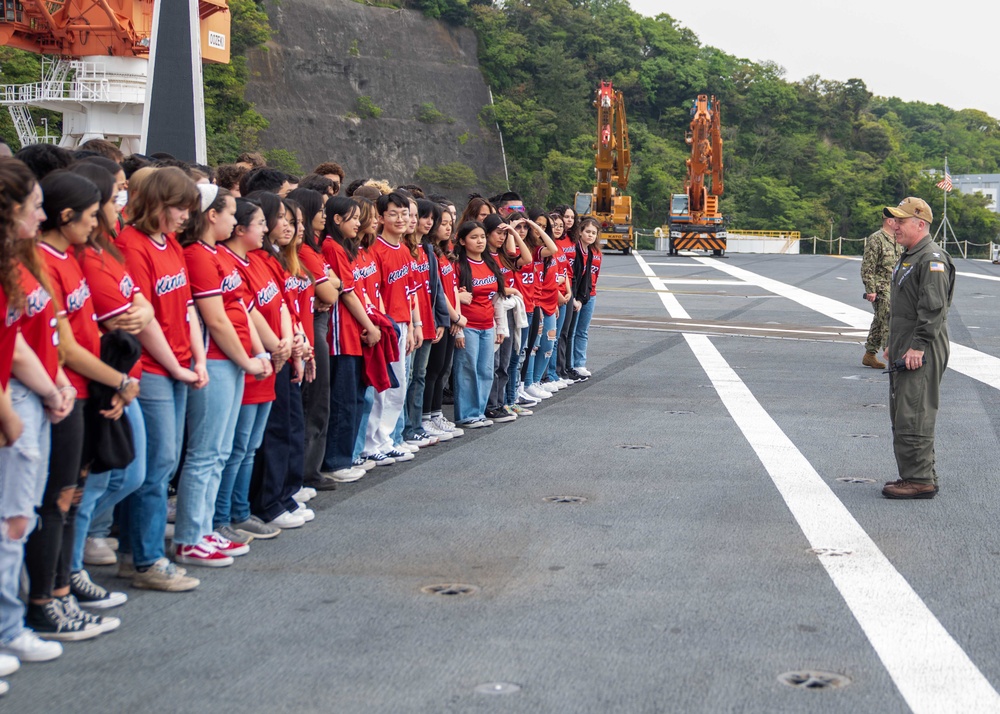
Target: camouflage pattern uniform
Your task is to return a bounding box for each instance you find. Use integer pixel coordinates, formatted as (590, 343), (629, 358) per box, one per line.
(887, 236), (955, 485)
(861, 228), (902, 353)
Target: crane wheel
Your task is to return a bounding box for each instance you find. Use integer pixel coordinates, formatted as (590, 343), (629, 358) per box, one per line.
(623, 246), (632, 256)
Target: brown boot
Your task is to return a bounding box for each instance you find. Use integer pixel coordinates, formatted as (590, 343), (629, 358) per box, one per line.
(882, 480), (938, 499)
(862, 352), (885, 369)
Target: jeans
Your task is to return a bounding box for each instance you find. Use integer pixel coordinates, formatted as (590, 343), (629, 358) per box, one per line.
(24, 399), (84, 599)
(573, 296), (596, 368)
(526, 310), (557, 386)
(174, 359), (244, 545)
(519, 308), (541, 383)
(547, 303), (569, 380)
(453, 326), (495, 423)
(0, 382), (50, 644)
(506, 325), (529, 406)
(72, 400), (146, 572)
(323, 355), (365, 472)
(404, 341), (432, 437)
(120, 374), (187, 568)
(488, 311), (515, 411)
(215, 400), (272, 528)
(366, 323), (407, 455)
(251, 364), (304, 522)
(302, 311), (331, 485)
(353, 387), (374, 460)
(392, 347), (415, 446)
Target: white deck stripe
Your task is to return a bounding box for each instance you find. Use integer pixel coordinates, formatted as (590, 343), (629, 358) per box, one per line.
(634, 253), (1000, 713)
(689, 257), (1000, 392)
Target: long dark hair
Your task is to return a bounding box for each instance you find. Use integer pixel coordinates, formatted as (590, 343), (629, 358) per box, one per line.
(0, 157), (37, 308)
(416, 199), (442, 248)
(245, 190), (284, 257)
(578, 216), (602, 254)
(69, 161), (124, 260)
(324, 195), (362, 261)
(287, 187), (325, 252)
(40, 170), (101, 233)
(458, 195), (494, 226)
(178, 187), (232, 247)
(454, 220), (506, 299)
(555, 204), (579, 241)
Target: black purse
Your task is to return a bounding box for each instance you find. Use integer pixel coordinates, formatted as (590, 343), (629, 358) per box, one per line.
(83, 330), (142, 472)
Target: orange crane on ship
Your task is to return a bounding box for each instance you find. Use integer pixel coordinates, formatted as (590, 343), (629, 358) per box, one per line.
(575, 80), (633, 254)
(0, 1), (230, 150)
(666, 94), (726, 256)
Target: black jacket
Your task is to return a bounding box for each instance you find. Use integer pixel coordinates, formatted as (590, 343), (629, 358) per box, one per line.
(83, 329), (142, 472)
(572, 243), (594, 304)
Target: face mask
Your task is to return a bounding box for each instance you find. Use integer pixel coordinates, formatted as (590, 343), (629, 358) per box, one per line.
(115, 190), (128, 209)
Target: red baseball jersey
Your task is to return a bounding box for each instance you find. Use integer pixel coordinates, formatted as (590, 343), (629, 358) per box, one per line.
(324, 239), (362, 357)
(77, 245), (142, 379)
(590, 249), (602, 297)
(411, 245), (435, 341)
(185, 241), (254, 362)
(371, 236), (416, 324)
(464, 258), (498, 330)
(533, 246), (559, 316)
(12, 261), (60, 384)
(117, 226), (193, 376)
(39, 242), (101, 398)
(298, 244), (329, 347)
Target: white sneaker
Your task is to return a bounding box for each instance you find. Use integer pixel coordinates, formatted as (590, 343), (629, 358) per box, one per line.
(539, 382), (559, 393)
(166, 496), (177, 523)
(527, 384), (552, 400)
(404, 434), (431, 447)
(292, 487), (316, 503)
(385, 449), (415, 462)
(449, 427), (464, 437)
(0, 654), (19, 677)
(0, 630), (62, 662)
(83, 537), (117, 566)
(292, 504), (315, 522)
(421, 420), (453, 441)
(575, 367), (591, 377)
(331, 467), (365, 483)
(396, 442), (418, 454)
(430, 415), (454, 433)
(352, 457), (377, 471)
(268, 511), (306, 529)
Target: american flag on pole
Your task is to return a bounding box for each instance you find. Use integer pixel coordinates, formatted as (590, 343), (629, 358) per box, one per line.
(936, 159), (953, 192)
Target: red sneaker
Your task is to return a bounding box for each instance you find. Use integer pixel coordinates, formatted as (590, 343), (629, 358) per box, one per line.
(174, 542), (233, 568)
(204, 532), (250, 557)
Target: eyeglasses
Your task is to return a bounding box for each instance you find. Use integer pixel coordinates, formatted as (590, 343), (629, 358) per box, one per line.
(506, 204), (525, 213)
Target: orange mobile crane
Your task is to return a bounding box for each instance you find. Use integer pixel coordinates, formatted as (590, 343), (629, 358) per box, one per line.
(575, 80), (633, 254)
(667, 94), (725, 256)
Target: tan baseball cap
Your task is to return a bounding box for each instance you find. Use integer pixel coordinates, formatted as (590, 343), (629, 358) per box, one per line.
(883, 197), (933, 223)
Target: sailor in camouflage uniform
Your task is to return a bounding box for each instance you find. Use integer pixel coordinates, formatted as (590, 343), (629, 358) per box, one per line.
(860, 215), (902, 369)
(880, 197), (955, 500)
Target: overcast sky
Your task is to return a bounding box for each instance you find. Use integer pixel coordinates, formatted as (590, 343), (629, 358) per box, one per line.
(629, 0), (1000, 121)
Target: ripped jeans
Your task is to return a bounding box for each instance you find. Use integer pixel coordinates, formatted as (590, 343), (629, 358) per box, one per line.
(523, 309), (558, 386)
(0, 381), (51, 643)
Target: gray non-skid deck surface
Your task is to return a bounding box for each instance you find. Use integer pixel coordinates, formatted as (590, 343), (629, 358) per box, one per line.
(10, 253), (1000, 713)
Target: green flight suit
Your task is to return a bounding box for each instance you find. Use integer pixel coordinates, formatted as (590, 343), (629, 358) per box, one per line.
(887, 235), (956, 484)
(861, 228), (903, 353)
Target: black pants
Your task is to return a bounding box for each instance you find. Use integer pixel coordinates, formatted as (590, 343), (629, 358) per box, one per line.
(25, 399), (85, 599)
(302, 312), (331, 486)
(424, 331), (455, 414)
(520, 307), (542, 382)
(322, 354), (365, 472)
(251, 364), (304, 522)
(557, 305), (579, 376)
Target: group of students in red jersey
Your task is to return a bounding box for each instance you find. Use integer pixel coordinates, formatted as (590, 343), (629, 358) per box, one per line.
(0, 145), (601, 694)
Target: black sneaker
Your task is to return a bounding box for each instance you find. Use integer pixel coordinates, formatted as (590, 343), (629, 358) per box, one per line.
(485, 407), (516, 423)
(304, 475), (339, 491)
(25, 600), (101, 642)
(58, 595), (120, 635)
(566, 369), (589, 382)
(69, 570), (127, 609)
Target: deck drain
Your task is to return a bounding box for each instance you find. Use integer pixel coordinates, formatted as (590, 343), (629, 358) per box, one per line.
(618, 443), (651, 450)
(543, 495), (588, 504)
(420, 584), (479, 597)
(835, 477), (877, 484)
(664, 410), (694, 415)
(808, 547), (853, 557)
(850, 434), (879, 439)
(778, 670), (850, 690)
(862, 403), (886, 409)
(474, 682), (521, 695)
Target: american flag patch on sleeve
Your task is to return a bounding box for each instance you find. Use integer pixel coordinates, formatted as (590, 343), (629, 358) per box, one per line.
(929, 261), (945, 272)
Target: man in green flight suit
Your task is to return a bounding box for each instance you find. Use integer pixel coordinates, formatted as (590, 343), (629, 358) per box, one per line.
(860, 215), (902, 369)
(880, 197), (956, 499)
